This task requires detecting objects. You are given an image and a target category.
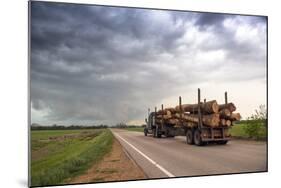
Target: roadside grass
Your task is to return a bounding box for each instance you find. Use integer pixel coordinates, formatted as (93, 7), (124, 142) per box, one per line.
(124, 127), (144, 132)
(31, 129), (113, 187)
(230, 123), (267, 140)
(230, 124), (248, 138)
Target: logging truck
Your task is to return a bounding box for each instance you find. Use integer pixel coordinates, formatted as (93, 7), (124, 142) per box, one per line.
(144, 89), (240, 146)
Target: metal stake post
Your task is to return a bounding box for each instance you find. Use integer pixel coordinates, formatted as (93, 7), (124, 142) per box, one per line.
(198, 88), (202, 129)
(154, 107), (157, 126)
(179, 96), (182, 127)
(161, 104), (164, 128)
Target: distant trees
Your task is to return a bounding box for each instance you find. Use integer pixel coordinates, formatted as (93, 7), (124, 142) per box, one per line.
(114, 123), (145, 128)
(31, 124), (108, 130)
(31, 121), (145, 130)
(115, 123), (127, 128)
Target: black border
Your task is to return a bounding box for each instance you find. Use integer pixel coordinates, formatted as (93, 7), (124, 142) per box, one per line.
(28, 1), (268, 187)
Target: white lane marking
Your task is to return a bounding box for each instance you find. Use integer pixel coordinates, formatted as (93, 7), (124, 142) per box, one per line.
(114, 133), (175, 177)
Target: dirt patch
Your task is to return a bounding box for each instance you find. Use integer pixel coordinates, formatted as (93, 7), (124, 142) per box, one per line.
(47, 131), (100, 142)
(231, 136), (267, 142)
(32, 146), (50, 161)
(68, 138), (146, 183)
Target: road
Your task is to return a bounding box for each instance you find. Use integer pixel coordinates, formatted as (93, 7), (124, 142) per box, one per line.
(111, 129), (267, 178)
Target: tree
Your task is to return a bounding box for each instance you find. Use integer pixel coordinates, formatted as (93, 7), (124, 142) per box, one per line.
(116, 122), (127, 128)
(243, 105), (267, 139)
(251, 104), (267, 121)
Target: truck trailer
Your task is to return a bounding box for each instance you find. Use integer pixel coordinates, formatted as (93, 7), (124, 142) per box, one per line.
(144, 89), (232, 146)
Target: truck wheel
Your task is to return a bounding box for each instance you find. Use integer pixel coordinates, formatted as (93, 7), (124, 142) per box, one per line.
(156, 126), (161, 138)
(186, 129), (194, 145)
(194, 129), (203, 146)
(165, 130), (169, 137)
(152, 129), (156, 138)
(144, 128), (148, 136)
(165, 130), (173, 137)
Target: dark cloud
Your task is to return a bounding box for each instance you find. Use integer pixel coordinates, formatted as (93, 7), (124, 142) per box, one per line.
(30, 2), (267, 125)
(194, 13), (229, 30)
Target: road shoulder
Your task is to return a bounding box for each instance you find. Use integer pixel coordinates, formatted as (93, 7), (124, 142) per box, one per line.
(68, 137), (146, 184)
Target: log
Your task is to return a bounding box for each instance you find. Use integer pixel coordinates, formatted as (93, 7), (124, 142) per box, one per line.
(165, 108), (177, 114)
(219, 119), (232, 127)
(219, 119), (226, 126)
(156, 118), (179, 125)
(225, 120), (232, 126)
(175, 100), (219, 114)
(218, 103), (236, 112)
(156, 114), (172, 119)
(219, 109), (231, 118)
(157, 108), (177, 115)
(174, 113), (220, 127)
(200, 113), (220, 127)
(167, 119), (179, 125)
(229, 113), (241, 121)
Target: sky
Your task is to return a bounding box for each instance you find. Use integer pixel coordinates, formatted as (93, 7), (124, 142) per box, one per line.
(30, 2), (267, 126)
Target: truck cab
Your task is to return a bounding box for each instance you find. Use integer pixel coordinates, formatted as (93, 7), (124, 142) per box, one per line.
(144, 112), (156, 136)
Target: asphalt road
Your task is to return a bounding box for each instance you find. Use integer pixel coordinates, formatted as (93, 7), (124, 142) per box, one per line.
(111, 129), (267, 178)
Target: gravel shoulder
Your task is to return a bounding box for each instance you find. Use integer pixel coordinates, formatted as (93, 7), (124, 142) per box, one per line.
(68, 137), (146, 184)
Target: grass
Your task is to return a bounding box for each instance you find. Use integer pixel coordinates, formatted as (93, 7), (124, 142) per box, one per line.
(124, 127), (144, 132)
(229, 124), (249, 138)
(31, 129), (86, 151)
(230, 123), (267, 140)
(31, 129), (113, 187)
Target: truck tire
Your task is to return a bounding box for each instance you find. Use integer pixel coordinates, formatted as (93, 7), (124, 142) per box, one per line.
(152, 129), (156, 138)
(194, 129), (204, 146)
(165, 130), (169, 137)
(186, 129), (194, 145)
(165, 130), (173, 137)
(144, 128), (148, 136)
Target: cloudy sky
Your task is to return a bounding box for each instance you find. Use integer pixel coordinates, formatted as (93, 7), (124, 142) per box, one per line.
(30, 2), (267, 126)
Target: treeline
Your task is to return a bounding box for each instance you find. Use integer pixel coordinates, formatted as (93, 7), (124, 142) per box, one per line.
(114, 123), (146, 128)
(31, 123), (146, 130)
(31, 124), (108, 130)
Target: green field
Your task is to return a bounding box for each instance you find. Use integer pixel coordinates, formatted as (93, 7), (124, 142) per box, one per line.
(31, 129), (113, 187)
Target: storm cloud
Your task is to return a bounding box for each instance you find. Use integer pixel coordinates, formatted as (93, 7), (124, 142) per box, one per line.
(30, 2), (267, 125)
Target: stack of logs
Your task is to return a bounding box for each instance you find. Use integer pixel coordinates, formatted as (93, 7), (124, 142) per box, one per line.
(155, 100), (241, 128)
